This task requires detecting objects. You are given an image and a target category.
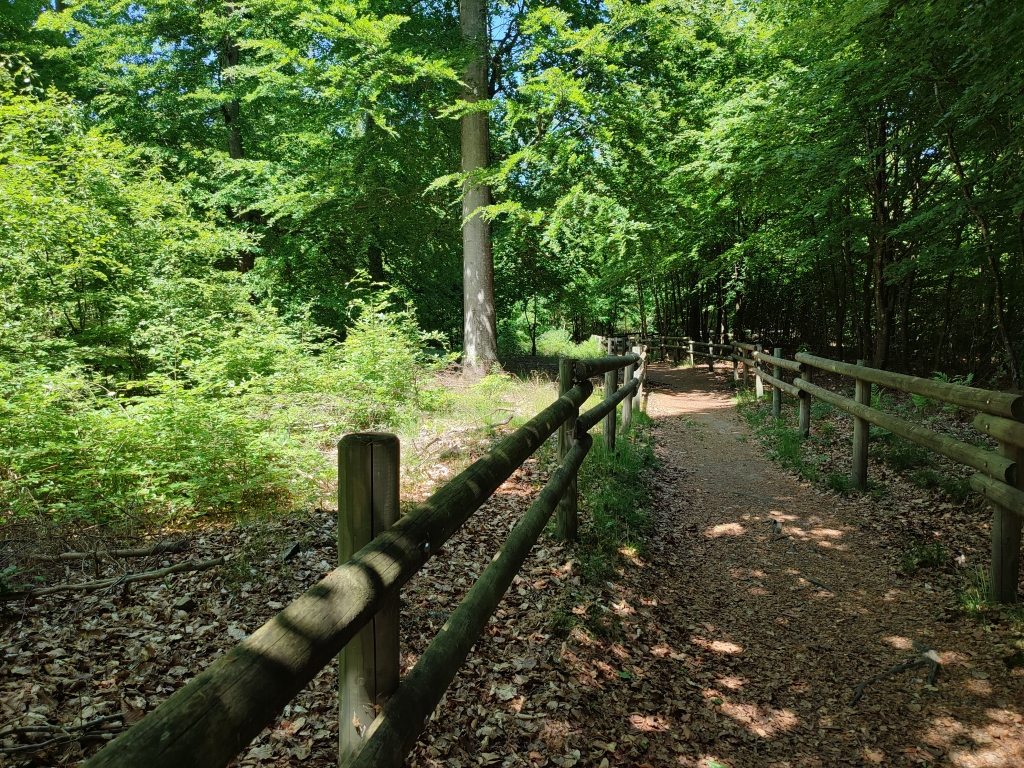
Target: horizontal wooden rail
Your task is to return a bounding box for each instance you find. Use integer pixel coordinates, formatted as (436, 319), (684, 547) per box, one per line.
(795, 353), (1024, 420)
(575, 375), (641, 436)
(574, 353), (641, 380)
(793, 378), (1015, 484)
(84, 381), (594, 768)
(975, 413), (1024, 448)
(733, 341), (757, 352)
(755, 368), (806, 399)
(350, 434), (595, 768)
(970, 473), (1024, 518)
(752, 350), (804, 373)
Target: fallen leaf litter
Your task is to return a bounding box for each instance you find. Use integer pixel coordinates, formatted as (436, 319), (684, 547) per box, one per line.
(1, 362), (1022, 767)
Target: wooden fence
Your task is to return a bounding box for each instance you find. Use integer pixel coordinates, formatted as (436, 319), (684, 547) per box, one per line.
(83, 350), (648, 768)
(644, 336), (1024, 605)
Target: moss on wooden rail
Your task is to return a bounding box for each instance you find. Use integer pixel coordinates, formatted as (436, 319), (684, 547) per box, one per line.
(792, 377), (1015, 484)
(752, 350), (804, 373)
(795, 353), (1024, 420)
(348, 434), (595, 768)
(970, 473), (1024, 518)
(575, 375), (640, 436)
(574, 353), (641, 380)
(84, 381), (594, 768)
(974, 413), (1024, 449)
(753, 368), (806, 399)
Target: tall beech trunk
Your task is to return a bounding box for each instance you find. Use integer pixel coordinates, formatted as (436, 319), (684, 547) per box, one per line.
(460, 0), (498, 374)
(220, 35), (257, 273)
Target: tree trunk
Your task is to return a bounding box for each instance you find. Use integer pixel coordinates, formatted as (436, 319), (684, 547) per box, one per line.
(636, 277), (648, 339)
(220, 35), (257, 274)
(898, 272), (914, 373)
(945, 129), (1021, 388)
(732, 262), (745, 341)
(460, 0), (498, 374)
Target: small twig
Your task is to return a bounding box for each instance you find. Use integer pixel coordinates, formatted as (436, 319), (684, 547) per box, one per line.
(806, 577), (834, 593)
(850, 648), (941, 705)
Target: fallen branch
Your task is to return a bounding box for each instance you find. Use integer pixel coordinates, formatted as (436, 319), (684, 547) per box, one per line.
(0, 730), (115, 754)
(0, 713), (125, 738)
(0, 713), (126, 755)
(1, 558), (224, 601)
(37, 540), (188, 562)
(850, 649), (940, 705)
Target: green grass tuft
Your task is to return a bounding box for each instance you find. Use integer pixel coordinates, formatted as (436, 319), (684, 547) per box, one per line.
(900, 540), (949, 574)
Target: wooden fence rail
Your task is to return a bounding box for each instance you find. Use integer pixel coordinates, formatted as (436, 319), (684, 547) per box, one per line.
(646, 335), (1024, 605)
(85, 351), (647, 768)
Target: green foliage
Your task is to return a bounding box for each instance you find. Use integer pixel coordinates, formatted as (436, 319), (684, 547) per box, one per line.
(825, 472), (851, 495)
(876, 437), (934, 472)
(572, 412), (657, 585)
(900, 540), (949, 574)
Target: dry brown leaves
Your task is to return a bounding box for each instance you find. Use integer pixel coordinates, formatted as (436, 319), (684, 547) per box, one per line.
(3, 365), (1023, 768)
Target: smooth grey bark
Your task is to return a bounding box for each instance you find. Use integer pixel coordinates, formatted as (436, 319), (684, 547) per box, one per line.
(460, 0), (498, 374)
(220, 34), (257, 273)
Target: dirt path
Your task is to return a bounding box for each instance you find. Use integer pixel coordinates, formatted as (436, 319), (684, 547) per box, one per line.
(613, 362), (1023, 767)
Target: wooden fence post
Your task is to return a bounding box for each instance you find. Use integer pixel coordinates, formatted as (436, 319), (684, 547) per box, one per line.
(732, 351), (740, 384)
(851, 359), (870, 491)
(555, 358), (579, 541)
(604, 366), (617, 452)
(633, 345), (648, 412)
(798, 367), (812, 437)
(754, 344), (764, 399)
(707, 342), (714, 372)
(688, 340), (694, 367)
(338, 434), (400, 766)
(991, 440), (1023, 603)
(622, 358), (636, 434)
(772, 347), (782, 419)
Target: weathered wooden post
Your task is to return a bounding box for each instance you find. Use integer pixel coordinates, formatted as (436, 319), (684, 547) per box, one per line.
(707, 342), (714, 372)
(754, 344), (764, 399)
(604, 366), (617, 452)
(851, 359), (870, 491)
(992, 439), (1023, 604)
(971, 416), (1023, 603)
(622, 357), (636, 434)
(338, 434), (400, 765)
(732, 347), (740, 384)
(687, 340), (695, 367)
(798, 366), (812, 437)
(772, 347), (782, 419)
(633, 345), (648, 412)
(555, 358), (579, 541)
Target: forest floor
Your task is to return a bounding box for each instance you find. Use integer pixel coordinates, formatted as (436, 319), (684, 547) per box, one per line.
(2, 363), (1023, 767)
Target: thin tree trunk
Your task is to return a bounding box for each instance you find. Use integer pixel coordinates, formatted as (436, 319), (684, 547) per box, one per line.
(460, 0), (498, 374)
(945, 130), (1021, 388)
(636, 277), (648, 339)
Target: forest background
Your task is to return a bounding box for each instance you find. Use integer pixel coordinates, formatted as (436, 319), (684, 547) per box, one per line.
(1, 0), (1022, 525)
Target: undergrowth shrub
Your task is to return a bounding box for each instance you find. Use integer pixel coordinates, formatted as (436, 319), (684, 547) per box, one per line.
(550, 410), (656, 638)
(573, 412), (657, 583)
(0, 288), (444, 524)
